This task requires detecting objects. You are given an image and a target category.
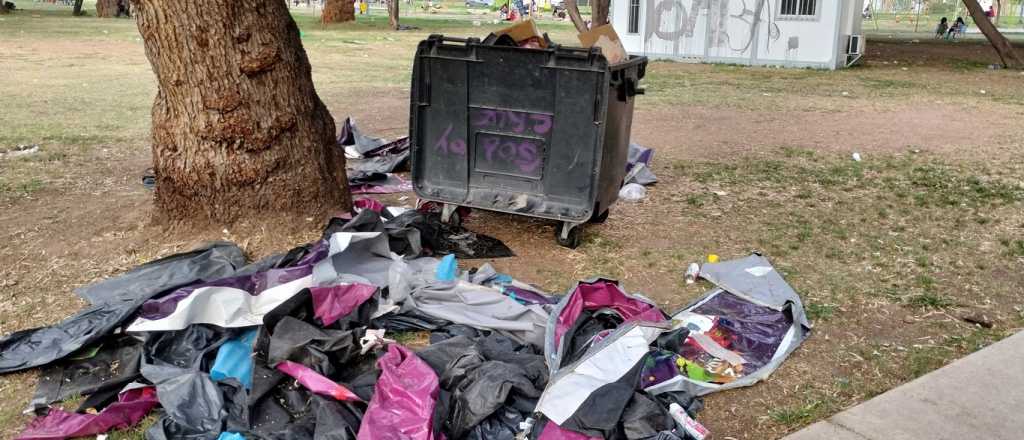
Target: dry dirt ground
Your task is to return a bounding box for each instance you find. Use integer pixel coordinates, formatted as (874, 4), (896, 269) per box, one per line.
(1, 9), (1023, 440)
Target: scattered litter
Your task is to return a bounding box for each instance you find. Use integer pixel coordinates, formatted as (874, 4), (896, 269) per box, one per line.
(15, 385), (158, 440)
(901, 67), (909, 71)
(685, 263), (700, 285)
(841, 91), (850, 96)
(979, 89), (987, 94)
(711, 190), (728, 196)
(0, 144), (39, 158)
(619, 183), (647, 201)
(852, 152), (862, 162)
(707, 254), (719, 263)
(141, 168), (155, 190)
(350, 172), (413, 194)
(626, 143), (658, 186)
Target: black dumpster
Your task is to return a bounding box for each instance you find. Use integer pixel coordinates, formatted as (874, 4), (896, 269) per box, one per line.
(409, 34), (647, 248)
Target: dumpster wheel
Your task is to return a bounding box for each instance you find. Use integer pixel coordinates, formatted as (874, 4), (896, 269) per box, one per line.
(556, 222), (583, 249)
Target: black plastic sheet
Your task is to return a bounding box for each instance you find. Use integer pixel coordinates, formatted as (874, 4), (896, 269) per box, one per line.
(0, 242), (245, 374)
(28, 334), (143, 412)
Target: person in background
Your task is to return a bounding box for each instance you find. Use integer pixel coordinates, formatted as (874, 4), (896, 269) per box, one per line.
(947, 16), (965, 39)
(936, 17), (948, 38)
(359, 0), (367, 14)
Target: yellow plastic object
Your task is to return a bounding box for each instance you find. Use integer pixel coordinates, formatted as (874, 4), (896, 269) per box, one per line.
(707, 254), (719, 263)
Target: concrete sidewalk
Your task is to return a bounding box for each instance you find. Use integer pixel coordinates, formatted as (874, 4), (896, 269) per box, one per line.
(783, 330), (1024, 440)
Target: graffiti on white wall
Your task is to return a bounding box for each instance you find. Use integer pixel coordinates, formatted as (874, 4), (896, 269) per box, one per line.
(644, 0), (783, 56)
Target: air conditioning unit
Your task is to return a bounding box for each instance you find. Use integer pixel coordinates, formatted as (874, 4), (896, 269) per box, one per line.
(848, 34), (862, 55)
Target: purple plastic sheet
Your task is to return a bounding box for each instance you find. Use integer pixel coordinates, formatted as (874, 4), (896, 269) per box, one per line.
(504, 286), (558, 305)
(357, 344), (441, 440)
(351, 174), (413, 195)
(276, 361), (361, 402)
(554, 280), (666, 347)
(310, 283), (378, 326)
(137, 241), (329, 322)
(16, 386), (158, 440)
(686, 291), (790, 372)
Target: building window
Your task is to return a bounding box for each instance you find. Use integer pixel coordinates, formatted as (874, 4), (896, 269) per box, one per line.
(778, 0), (818, 20)
(627, 0), (640, 34)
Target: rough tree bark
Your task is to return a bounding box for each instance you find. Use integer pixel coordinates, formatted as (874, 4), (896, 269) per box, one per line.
(387, 0), (400, 29)
(131, 0), (351, 225)
(96, 0), (117, 17)
(590, 0), (609, 26)
(564, 0), (588, 32)
(962, 0), (1023, 68)
(322, 0), (355, 23)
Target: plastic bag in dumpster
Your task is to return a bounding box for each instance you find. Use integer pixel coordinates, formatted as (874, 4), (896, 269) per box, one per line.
(0, 242), (246, 374)
(357, 344), (441, 440)
(28, 334), (143, 412)
(16, 385), (158, 440)
(643, 254), (811, 397)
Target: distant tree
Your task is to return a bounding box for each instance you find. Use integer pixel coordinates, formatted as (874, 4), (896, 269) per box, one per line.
(130, 0), (352, 225)
(387, 0), (400, 29)
(962, 0), (1022, 68)
(96, 0), (117, 17)
(323, 0), (355, 23)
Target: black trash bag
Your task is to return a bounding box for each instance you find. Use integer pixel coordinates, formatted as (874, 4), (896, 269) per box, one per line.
(141, 325), (235, 379)
(417, 333), (546, 439)
(429, 324), (485, 344)
(242, 363), (366, 440)
(0, 242), (245, 374)
(561, 309), (624, 367)
(619, 392), (674, 440)
(153, 372), (226, 437)
(388, 211), (514, 259)
(322, 210), (422, 260)
(29, 334), (143, 412)
(371, 308), (451, 332)
(467, 406), (525, 440)
(265, 317), (361, 377)
(654, 327), (690, 354)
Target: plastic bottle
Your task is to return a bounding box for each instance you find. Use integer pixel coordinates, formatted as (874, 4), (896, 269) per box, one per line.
(668, 403), (711, 440)
(684, 263), (700, 284)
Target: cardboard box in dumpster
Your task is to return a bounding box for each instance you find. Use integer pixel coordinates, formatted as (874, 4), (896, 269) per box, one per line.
(577, 24), (627, 64)
(495, 18), (547, 48)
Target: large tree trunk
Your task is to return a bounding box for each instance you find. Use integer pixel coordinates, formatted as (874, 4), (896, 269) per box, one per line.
(962, 0), (1023, 68)
(564, 0), (588, 32)
(96, 0), (117, 17)
(131, 0), (351, 225)
(323, 0), (355, 23)
(387, 0), (399, 29)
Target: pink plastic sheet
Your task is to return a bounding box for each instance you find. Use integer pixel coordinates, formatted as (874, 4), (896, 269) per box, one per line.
(276, 361), (361, 401)
(537, 421), (601, 440)
(554, 280), (667, 347)
(16, 386), (159, 440)
(354, 198), (386, 213)
(310, 283), (378, 326)
(357, 344), (442, 440)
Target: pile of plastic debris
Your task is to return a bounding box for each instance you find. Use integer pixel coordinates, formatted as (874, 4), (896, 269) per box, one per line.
(0, 201), (809, 440)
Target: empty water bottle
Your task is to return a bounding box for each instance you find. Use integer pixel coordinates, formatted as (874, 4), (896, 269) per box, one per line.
(685, 263), (700, 284)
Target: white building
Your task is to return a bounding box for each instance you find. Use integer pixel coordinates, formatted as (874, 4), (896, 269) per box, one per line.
(610, 0), (866, 69)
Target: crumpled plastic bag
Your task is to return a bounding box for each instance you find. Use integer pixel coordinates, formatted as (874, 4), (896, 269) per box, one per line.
(357, 344), (441, 440)
(618, 183), (647, 201)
